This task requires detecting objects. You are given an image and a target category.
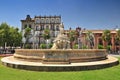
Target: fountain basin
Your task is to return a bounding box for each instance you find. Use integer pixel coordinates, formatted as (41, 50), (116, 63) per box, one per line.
(14, 49), (107, 64)
(1, 49), (119, 71)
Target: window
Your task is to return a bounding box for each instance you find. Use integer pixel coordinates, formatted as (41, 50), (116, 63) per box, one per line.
(51, 25), (55, 31)
(56, 26), (59, 31)
(41, 25), (44, 30)
(51, 18), (54, 23)
(41, 19), (44, 23)
(36, 26), (38, 30)
(46, 19), (49, 23)
(46, 26), (49, 29)
(35, 18), (40, 23)
(24, 24), (27, 29)
(29, 25), (31, 28)
(56, 18), (60, 23)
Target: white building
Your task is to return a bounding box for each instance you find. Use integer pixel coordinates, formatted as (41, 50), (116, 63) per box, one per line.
(21, 15), (63, 48)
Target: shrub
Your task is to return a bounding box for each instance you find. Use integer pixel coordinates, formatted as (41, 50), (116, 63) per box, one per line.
(107, 45), (111, 50)
(98, 45), (104, 49)
(48, 43), (53, 48)
(73, 44), (78, 49)
(82, 45), (88, 49)
(25, 44), (31, 49)
(40, 44), (46, 49)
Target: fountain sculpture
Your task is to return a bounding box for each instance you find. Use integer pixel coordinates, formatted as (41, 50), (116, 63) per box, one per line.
(51, 24), (70, 49)
(1, 24), (119, 71)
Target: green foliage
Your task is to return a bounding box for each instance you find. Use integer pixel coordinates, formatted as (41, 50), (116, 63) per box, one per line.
(40, 44), (46, 49)
(69, 31), (76, 42)
(70, 36), (75, 42)
(42, 34), (50, 40)
(73, 44), (78, 49)
(43, 29), (50, 40)
(86, 31), (94, 40)
(24, 44), (32, 49)
(86, 31), (94, 49)
(24, 27), (31, 38)
(0, 22), (22, 47)
(0, 57), (120, 80)
(40, 43), (52, 49)
(106, 45), (111, 50)
(98, 45), (104, 49)
(102, 30), (111, 42)
(82, 45), (88, 49)
(115, 29), (120, 44)
(48, 43), (53, 48)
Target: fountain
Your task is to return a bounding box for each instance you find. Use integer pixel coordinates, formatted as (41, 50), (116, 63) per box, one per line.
(1, 25), (119, 71)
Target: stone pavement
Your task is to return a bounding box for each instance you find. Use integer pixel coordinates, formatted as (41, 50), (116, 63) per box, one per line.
(109, 54), (120, 57)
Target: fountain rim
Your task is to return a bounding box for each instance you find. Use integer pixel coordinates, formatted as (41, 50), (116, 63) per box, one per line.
(15, 49), (107, 51)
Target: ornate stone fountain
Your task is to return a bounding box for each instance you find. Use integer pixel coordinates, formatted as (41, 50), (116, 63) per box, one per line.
(1, 24), (119, 71)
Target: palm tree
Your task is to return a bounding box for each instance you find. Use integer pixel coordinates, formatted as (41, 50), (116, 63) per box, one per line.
(102, 30), (111, 49)
(42, 28), (50, 49)
(24, 27), (31, 48)
(115, 29), (120, 52)
(69, 31), (76, 49)
(86, 31), (94, 49)
(43, 28), (50, 40)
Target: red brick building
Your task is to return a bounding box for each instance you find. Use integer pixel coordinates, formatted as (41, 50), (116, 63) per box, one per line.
(65, 28), (119, 53)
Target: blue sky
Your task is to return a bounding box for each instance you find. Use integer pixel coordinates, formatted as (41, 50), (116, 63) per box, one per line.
(0, 0), (120, 30)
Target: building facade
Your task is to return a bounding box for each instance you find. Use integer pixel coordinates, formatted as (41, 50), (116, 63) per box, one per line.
(21, 15), (120, 53)
(21, 15), (63, 48)
(65, 28), (120, 53)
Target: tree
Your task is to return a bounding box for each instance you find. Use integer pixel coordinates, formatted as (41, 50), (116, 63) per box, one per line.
(115, 29), (120, 51)
(0, 29), (5, 46)
(9, 27), (22, 47)
(102, 30), (111, 49)
(0, 22), (22, 48)
(0, 23), (10, 47)
(23, 27), (32, 48)
(69, 31), (76, 49)
(42, 28), (50, 49)
(86, 31), (94, 49)
(42, 28), (50, 40)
